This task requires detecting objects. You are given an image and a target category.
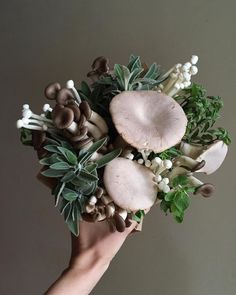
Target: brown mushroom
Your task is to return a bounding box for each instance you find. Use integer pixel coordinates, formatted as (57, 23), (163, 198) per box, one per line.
(194, 183), (215, 198)
(67, 102), (81, 122)
(44, 82), (61, 100)
(110, 91), (187, 153)
(53, 107), (74, 129)
(56, 88), (74, 105)
(87, 56), (109, 78)
(113, 212), (126, 232)
(103, 157), (158, 211)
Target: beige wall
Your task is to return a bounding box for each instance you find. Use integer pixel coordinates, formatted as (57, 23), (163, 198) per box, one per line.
(0, 0), (235, 294)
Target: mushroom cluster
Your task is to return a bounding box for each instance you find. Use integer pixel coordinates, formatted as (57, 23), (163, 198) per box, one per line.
(44, 81), (109, 150)
(82, 186), (133, 232)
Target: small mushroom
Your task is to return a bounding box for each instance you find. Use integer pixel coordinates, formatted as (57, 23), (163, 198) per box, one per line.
(194, 183), (215, 198)
(105, 203), (115, 218)
(52, 106), (75, 130)
(113, 212), (126, 232)
(110, 91), (187, 152)
(44, 82), (61, 100)
(103, 157), (158, 211)
(180, 140), (228, 175)
(87, 56), (109, 79)
(173, 155), (205, 172)
(56, 88), (74, 105)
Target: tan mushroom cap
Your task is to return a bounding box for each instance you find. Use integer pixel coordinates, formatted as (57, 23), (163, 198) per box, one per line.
(103, 157), (158, 211)
(110, 91), (187, 153)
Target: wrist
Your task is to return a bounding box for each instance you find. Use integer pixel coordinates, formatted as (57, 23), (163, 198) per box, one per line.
(69, 247), (111, 274)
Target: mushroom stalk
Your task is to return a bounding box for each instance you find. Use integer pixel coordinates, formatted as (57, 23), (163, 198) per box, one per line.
(89, 111), (109, 134)
(66, 80), (82, 104)
(84, 121), (103, 139)
(174, 155), (205, 172)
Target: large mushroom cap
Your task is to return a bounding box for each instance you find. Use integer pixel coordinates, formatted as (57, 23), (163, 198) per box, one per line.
(103, 157), (158, 211)
(110, 91), (187, 153)
(196, 140), (228, 174)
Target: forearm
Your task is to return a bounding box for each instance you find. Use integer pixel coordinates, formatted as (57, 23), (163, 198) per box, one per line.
(44, 249), (110, 295)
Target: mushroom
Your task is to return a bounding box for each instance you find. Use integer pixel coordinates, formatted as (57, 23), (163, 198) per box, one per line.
(113, 212), (126, 232)
(52, 106), (77, 132)
(87, 56), (109, 80)
(180, 140), (228, 174)
(173, 155), (206, 172)
(103, 157), (158, 211)
(44, 82), (61, 100)
(79, 101), (108, 134)
(56, 88), (74, 105)
(109, 91), (187, 153)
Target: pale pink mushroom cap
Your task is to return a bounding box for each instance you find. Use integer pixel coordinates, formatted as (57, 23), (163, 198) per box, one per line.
(196, 140), (228, 174)
(103, 157), (158, 211)
(110, 91), (187, 153)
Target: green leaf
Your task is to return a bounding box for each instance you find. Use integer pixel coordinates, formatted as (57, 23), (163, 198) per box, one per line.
(127, 55), (142, 71)
(85, 163), (98, 173)
(95, 148), (122, 168)
(172, 175), (188, 187)
(144, 63), (159, 79)
(55, 182), (65, 207)
(78, 137), (108, 163)
(164, 191), (176, 202)
(160, 200), (170, 214)
(61, 170), (76, 183)
(41, 169), (65, 178)
(174, 192), (190, 211)
(114, 64), (125, 89)
(57, 147), (77, 165)
(44, 145), (61, 153)
(39, 154), (63, 165)
(50, 162), (71, 170)
(20, 128), (33, 146)
(62, 188), (78, 201)
(66, 207), (79, 236)
(78, 170), (99, 182)
(80, 81), (91, 97)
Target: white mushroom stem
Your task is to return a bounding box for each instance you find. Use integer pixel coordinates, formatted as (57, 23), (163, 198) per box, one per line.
(155, 159), (173, 175)
(187, 175), (203, 187)
(89, 111), (109, 134)
(180, 141), (203, 158)
(162, 73), (178, 93)
(84, 121), (103, 139)
(16, 119), (47, 131)
(106, 203), (115, 218)
(22, 108), (53, 124)
(66, 121), (79, 134)
(66, 80), (82, 104)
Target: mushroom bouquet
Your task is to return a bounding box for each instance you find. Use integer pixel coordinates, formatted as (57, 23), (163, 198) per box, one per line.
(16, 54), (231, 236)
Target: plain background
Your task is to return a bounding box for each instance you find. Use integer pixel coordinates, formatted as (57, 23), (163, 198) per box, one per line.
(0, 0), (235, 294)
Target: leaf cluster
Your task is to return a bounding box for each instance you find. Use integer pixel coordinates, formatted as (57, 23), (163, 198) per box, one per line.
(177, 83), (231, 145)
(159, 175), (195, 223)
(40, 134), (121, 235)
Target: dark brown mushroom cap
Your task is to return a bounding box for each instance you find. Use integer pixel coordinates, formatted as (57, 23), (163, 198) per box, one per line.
(44, 82), (61, 100)
(87, 56), (109, 77)
(103, 157), (158, 211)
(67, 102), (81, 122)
(192, 160), (206, 172)
(51, 104), (64, 120)
(56, 88), (74, 105)
(194, 183), (215, 198)
(79, 101), (92, 120)
(110, 91), (188, 153)
(53, 107), (74, 129)
(113, 212), (126, 232)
